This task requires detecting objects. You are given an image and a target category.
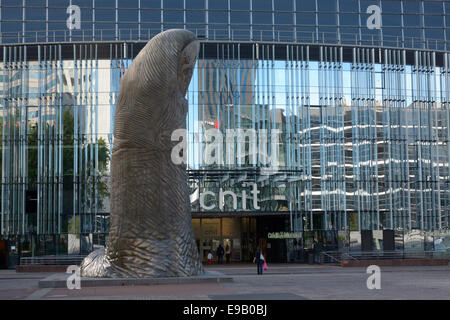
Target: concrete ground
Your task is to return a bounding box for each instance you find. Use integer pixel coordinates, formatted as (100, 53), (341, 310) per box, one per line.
(0, 263), (449, 300)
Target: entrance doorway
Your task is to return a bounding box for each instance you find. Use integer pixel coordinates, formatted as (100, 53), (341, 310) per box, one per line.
(257, 216), (289, 263)
(192, 217), (241, 263)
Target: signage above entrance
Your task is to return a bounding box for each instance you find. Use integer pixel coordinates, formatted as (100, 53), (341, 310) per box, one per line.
(268, 232), (302, 239)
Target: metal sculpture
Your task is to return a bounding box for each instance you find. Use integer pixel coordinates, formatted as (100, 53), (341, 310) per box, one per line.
(80, 29), (203, 277)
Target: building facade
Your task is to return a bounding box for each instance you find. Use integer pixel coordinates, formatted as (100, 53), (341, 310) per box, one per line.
(1, 0), (450, 265)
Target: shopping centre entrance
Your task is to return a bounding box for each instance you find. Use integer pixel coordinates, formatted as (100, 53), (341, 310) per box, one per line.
(192, 215), (303, 263)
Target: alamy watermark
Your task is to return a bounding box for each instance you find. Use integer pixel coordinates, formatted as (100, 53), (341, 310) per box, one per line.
(171, 128), (281, 176)
(66, 265), (81, 290)
(367, 5), (382, 30)
(366, 265), (381, 290)
(66, 5), (81, 30)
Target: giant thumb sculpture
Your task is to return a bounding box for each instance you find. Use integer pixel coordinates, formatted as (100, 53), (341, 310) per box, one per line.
(80, 29), (203, 277)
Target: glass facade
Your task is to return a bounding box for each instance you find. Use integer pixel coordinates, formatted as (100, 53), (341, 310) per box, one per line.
(0, 0), (449, 262)
(0, 0), (449, 50)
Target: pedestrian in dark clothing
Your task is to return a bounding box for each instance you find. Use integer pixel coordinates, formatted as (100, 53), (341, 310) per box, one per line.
(216, 244), (225, 264)
(253, 246), (264, 275)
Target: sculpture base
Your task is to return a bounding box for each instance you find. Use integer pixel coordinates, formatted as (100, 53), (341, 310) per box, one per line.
(38, 271), (232, 288)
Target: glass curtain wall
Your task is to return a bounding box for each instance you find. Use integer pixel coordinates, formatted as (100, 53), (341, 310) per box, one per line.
(0, 42), (449, 246)
(0, 44), (117, 247)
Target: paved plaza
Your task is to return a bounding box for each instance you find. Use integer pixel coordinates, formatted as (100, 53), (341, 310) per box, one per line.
(0, 264), (449, 300)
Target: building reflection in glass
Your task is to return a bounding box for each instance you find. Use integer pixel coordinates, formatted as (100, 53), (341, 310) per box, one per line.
(0, 43), (449, 259)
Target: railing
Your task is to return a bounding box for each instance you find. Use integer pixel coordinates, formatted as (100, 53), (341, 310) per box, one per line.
(0, 27), (447, 51)
(20, 255), (86, 266)
(320, 251), (343, 264)
(320, 249), (450, 264)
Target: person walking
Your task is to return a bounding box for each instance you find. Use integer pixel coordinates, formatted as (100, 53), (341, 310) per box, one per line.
(253, 246), (264, 275)
(207, 251), (213, 265)
(225, 245), (231, 264)
(216, 244), (224, 264)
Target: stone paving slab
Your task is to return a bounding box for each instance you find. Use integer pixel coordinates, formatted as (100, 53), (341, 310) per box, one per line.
(209, 292), (308, 300)
(1, 265), (449, 300)
(38, 270), (233, 288)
